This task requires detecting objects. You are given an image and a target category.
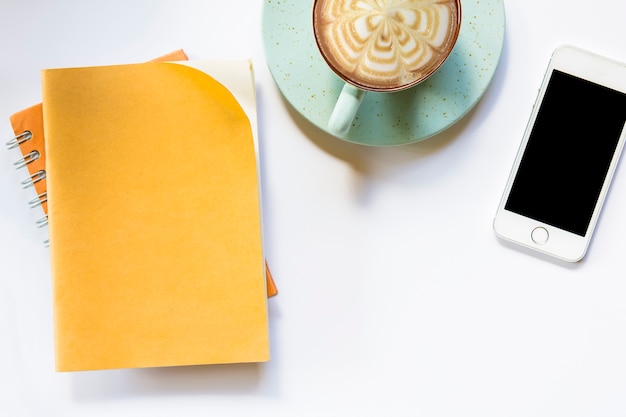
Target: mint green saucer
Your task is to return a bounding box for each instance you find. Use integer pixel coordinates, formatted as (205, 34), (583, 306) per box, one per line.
(262, 0), (506, 146)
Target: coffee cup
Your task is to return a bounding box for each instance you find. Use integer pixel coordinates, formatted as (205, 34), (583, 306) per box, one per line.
(312, 0), (462, 135)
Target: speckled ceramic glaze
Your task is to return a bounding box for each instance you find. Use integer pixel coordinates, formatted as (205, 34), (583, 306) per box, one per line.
(262, 0), (506, 146)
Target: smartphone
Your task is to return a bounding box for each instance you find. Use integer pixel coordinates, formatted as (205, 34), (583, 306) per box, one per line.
(493, 45), (626, 262)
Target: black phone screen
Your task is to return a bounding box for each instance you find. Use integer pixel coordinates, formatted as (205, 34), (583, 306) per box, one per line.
(505, 70), (626, 236)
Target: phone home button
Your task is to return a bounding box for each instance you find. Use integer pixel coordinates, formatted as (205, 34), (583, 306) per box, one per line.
(531, 227), (549, 245)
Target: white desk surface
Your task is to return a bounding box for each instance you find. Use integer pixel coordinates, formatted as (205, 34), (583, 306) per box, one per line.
(2, 1), (626, 416)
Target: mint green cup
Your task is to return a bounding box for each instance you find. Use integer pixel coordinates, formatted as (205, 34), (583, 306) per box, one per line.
(312, 0), (462, 135)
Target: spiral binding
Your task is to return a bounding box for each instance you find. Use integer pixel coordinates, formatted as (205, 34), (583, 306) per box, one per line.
(6, 130), (49, 246)
(6, 130), (32, 150)
(36, 214), (48, 228)
(28, 191), (48, 208)
(13, 149), (40, 169)
(22, 170), (46, 188)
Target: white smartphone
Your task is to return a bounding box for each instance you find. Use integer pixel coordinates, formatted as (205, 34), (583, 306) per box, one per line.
(494, 45), (626, 262)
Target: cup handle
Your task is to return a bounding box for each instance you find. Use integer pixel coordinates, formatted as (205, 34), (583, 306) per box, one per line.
(328, 83), (366, 135)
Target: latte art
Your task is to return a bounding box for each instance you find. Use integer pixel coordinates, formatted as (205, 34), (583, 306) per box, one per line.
(314, 0), (461, 91)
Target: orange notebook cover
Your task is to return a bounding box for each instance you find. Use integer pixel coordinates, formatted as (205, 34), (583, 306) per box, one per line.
(7, 50), (277, 298)
(42, 60), (270, 371)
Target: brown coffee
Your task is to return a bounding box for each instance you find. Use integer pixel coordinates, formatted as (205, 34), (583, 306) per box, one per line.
(313, 0), (461, 92)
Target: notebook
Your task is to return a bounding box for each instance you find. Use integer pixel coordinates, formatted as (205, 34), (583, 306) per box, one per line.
(6, 50), (278, 298)
(36, 59), (271, 371)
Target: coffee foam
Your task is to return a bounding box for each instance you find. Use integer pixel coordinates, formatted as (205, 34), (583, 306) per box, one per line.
(314, 0), (461, 91)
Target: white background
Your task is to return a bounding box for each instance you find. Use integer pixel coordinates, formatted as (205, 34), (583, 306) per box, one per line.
(1, 1), (626, 416)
